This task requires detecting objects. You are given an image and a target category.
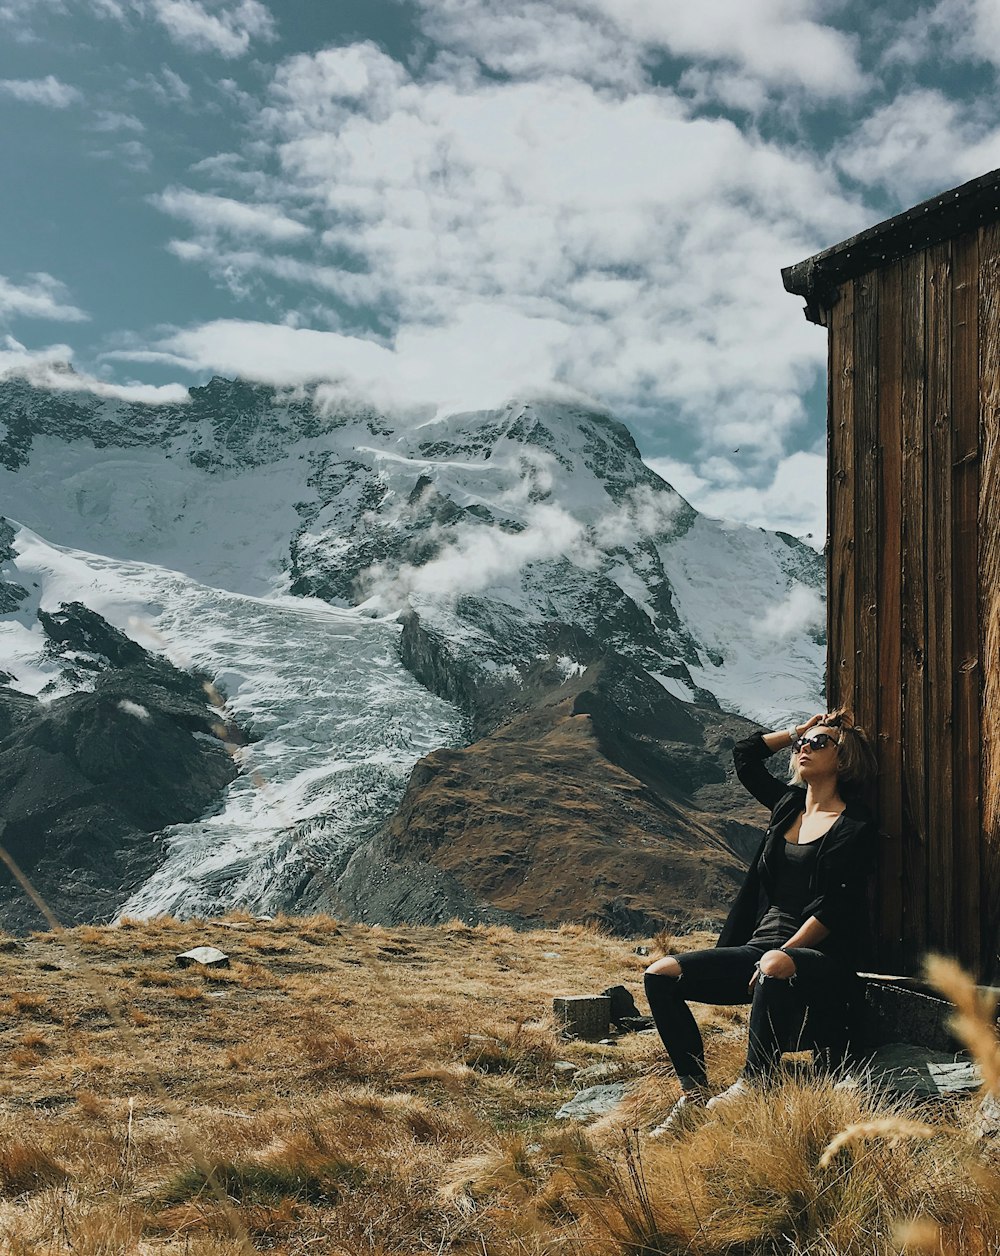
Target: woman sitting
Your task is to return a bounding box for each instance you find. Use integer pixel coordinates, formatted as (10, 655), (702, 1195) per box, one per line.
(644, 710), (879, 1134)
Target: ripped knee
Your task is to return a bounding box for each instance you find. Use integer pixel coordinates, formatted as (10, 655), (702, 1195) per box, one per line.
(758, 949), (796, 980)
(645, 956), (682, 979)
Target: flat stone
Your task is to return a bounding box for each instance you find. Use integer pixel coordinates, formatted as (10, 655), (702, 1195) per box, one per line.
(555, 1083), (629, 1121)
(618, 1016), (655, 1033)
(176, 946), (230, 969)
(865, 1042), (980, 1099)
(552, 1061), (578, 1075)
(573, 1061), (622, 1086)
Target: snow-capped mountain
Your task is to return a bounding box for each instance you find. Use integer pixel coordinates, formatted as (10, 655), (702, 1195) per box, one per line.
(0, 373), (824, 923)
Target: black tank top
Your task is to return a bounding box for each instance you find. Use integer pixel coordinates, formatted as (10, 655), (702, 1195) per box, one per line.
(749, 839), (820, 946)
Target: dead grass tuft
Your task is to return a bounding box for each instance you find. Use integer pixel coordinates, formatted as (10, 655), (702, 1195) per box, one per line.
(459, 1020), (558, 1079)
(0, 1143), (68, 1195)
(0, 992), (48, 1017)
(172, 984), (205, 1001)
(156, 1152), (363, 1209)
(819, 1117), (938, 1168)
(301, 1029), (386, 1082)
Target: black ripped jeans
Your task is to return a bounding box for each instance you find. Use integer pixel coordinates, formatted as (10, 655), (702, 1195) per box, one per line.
(643, 944), (857, 1089)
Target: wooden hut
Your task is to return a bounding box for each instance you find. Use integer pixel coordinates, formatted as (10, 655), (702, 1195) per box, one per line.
(783, 169), (1000, 981)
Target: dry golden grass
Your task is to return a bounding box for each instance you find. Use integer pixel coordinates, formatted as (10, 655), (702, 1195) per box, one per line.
(0, 917), (992, 1254)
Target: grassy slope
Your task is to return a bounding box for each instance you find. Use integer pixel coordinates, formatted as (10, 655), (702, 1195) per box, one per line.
(0, 915), (992, 1255)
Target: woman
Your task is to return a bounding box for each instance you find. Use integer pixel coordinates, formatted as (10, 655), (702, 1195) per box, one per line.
(644, 710), (878, 1135)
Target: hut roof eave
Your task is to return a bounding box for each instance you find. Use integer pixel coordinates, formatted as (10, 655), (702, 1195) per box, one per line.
(782, 167), (1000, 323)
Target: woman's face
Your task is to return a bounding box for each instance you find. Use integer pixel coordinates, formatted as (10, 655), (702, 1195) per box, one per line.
(793, 724), (841, 782)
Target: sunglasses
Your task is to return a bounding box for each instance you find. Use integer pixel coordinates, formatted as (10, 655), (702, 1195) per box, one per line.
(792, 732), (839, 752)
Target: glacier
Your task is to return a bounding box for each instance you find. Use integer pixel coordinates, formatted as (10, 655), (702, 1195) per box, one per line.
(1, 524), (462, 919)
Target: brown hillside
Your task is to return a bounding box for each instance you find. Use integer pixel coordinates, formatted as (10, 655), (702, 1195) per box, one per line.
(328, 656), (770, 933)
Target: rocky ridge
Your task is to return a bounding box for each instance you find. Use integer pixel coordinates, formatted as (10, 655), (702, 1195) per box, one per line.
(0, 602), (238, 931)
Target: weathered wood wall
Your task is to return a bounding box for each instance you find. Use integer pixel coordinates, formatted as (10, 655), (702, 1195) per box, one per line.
(825, 225), (998, 978)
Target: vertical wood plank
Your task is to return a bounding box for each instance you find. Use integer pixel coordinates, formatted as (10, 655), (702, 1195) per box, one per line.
(900, 251), (929, 975)
(829, 282), (856, 715)
(926, 242), (955, 963)
(951, 228), (982, 975)
(979, 222), (1000, 982)
(877, 261), (905, 968)
(853, 272), (886, 959)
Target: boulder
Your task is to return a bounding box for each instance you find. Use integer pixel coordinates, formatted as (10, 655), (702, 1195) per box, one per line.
(176, 946), (230, 969)
(555, 1084), (629, 1121)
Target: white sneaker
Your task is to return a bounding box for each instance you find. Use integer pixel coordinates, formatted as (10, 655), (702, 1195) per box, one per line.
(648, 1091), (707, 1138)
(705, 1079), (752, 1112)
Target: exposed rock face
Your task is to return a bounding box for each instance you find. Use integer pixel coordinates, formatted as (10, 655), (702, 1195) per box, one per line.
(0, 518), (28, 614)
(322, 654), (771, 934)
(0, 603), (238, 932)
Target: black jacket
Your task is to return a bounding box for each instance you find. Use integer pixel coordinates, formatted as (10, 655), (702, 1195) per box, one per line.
(717, 731), (878, 969)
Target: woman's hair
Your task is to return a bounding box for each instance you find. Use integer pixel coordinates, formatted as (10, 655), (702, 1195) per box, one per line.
(790, 708), (878, 790)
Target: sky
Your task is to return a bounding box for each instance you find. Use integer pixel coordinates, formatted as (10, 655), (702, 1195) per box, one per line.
(1, 0), (999, 546)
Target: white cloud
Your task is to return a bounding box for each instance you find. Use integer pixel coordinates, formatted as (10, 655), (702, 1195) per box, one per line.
(118, 699), (152, 720)
(127, 65), (192, 105)
(416, 3), (649, 90)
(93, 138), (153, 172)
(751, 584), (825, 639)
(0, 0), (67, 35)
(644, 455), (710, 503)
(245, 44), (862, 451)
(153, 186), (311, 242)
(0, 75), (81, 107)
(414, 0), (866, 99)
(835, 89), (1000, 202)
(0, 273), (88, 323)
(99, 348), (200, 370)
(666, 449), (827, 547)
(145, 0), (276, 58)
(0, 337), (189, 403)
(579, 0), (866, 97)
(90, 110), (145, 132)
(160, 304), (588, 416)
(362, 502), (590, 606)
(359, 482), (680, 610)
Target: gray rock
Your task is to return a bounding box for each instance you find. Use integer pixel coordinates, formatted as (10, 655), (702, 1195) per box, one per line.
(176, 946), (230, 969)
(972, 1092), (1000, 1141)
(552, 1061), (578, 1076)
(602, 984), (641, 1025)
(573, 1062), (622, 1087)
(555, 1083), (629, 1121)
(863, 1042), (980, 1099)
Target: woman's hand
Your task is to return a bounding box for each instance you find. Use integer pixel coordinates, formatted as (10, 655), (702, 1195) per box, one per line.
(762, 712), (826, 753)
